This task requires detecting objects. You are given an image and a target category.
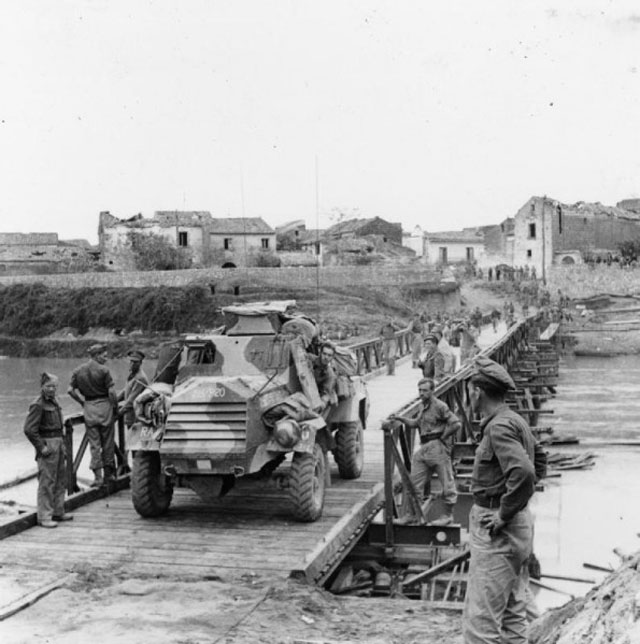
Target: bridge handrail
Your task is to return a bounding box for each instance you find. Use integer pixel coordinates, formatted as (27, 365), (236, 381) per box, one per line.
(379, 314), (549, 547)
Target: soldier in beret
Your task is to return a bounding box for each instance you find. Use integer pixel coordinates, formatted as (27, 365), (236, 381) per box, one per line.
(68, 344), (118, 487)
(463, 356), (547, 644)
(24, 373), (73, 527)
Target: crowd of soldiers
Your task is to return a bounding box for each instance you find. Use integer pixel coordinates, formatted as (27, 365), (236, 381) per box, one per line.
(380, 307), (487, 381)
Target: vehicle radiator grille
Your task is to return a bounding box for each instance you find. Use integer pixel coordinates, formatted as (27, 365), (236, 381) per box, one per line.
(163, 401), (247, 454)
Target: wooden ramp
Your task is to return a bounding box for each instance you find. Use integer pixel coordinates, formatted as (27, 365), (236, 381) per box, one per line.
(0, 358), (424, 585)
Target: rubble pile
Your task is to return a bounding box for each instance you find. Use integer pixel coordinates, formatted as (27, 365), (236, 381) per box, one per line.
(530, 551), (640, 644)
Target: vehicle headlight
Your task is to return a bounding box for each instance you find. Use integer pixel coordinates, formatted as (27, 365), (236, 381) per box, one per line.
(274, 418), (301, 448)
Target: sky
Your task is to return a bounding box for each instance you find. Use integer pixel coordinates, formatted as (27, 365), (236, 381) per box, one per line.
(1, 1), (639, 244)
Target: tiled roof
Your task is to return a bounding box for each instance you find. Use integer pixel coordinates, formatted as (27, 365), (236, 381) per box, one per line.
(208, 217), (275, 234)
(427, 229), (484, 243)
(154, 211), (213, 227)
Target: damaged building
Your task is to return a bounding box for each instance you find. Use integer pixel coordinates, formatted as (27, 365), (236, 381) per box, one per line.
(511, 196), (640, 275)
(99, 211), (276, 270)
(0, 233), (97, 275)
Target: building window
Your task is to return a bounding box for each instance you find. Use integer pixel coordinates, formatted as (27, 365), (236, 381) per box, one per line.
(530, 202), (535, 214)
(178, 231), (188, 247)
(528, 223), (536, 239)
(261, 238), (270, 249)
(557, 205), (563, 234)
(224, 238), (233, 250)
(527, 249), (532, 258)
(439, 247), (448, 263)
(466, 247), (474, 261)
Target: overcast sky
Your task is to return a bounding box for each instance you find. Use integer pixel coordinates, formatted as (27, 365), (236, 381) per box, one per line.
(1, 1), (639, 243)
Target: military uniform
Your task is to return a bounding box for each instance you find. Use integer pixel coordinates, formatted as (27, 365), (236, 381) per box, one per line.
(463, 359), (547, 644)
(119, 367), (150, 428)
(24, 393), (66, 524)
(70, 357), (117, 477)
(380, 321), (401, 375)
(311, 357), (338, 408)
(404, 397), (461, 520)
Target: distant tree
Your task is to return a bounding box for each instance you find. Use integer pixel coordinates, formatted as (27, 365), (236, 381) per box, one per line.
(247, 250), (281, 267)
(276, 234), (303, 251)
(127, 231), (192, 271)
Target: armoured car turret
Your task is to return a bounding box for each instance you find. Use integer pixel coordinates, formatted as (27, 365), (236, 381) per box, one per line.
(129, 301), (369, 522)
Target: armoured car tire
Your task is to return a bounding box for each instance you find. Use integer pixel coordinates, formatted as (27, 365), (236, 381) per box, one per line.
(131, 452), (173, 517)
(289, 443), (326, 522)
(334, 420), (364, 479)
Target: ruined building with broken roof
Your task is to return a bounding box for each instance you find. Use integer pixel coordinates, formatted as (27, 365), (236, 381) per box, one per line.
(511, 196), (640, 274)
(99, 211), (276, 270)
(0, 233), (97, 275)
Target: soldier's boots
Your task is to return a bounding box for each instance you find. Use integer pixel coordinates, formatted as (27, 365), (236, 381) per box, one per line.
(38, 520), (58, 528)
(103, 466), (116, 482)
(53, 513), (74, 522)
(430, 503), (455, 526)
(90, 469), (104, 488)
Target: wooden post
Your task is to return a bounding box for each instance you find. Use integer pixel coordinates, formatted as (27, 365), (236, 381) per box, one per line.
(383, 426), (395, 554)
(63, 418), (76, 495)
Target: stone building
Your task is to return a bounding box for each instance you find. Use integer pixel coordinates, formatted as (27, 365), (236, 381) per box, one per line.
(275, 221), (323, 266)
(512, 196), (640, 275)
(404, 226), (485, 266)
(481, 219), (514, 267)
(0, 233), (96, 275)
(423, 229), (485, 266)
(99, 211), (276, 270)
(208, 217), (276, 268)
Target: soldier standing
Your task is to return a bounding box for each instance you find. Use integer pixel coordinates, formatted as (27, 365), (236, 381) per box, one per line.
(68, 344), (118, 487)
(463, 357), (547, 644)
(118, 349), (150, 430)
(379, 317), (401, 376)
(390, 378), (461, 526)
(24, 373), (73, 528)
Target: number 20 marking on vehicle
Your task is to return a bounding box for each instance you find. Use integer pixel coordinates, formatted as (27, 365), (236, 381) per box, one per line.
(211, 385), (226, 398)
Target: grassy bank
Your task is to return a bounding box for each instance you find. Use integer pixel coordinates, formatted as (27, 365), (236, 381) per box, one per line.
(0, 282), (417, 357)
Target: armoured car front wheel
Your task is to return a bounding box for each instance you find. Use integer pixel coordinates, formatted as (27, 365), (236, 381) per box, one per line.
(131, 452), (173, 517)
(289, 443), (326, 522)
(334, 419), (364, 479)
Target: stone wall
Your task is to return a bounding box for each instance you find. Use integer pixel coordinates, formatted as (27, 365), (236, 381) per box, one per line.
(0, 264), (448, 292)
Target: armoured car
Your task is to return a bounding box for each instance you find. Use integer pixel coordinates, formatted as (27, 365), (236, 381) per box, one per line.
(128, 301), (369, 522)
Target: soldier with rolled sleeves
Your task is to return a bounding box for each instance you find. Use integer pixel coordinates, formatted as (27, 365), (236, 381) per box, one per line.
(68, 344), (118, 487)
(24, 373), (73, 528)
(390, 377), (461, 526)
(463, 356), (547, 644)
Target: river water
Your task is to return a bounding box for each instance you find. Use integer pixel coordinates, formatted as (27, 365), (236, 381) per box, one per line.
(1, 354), (639, 612)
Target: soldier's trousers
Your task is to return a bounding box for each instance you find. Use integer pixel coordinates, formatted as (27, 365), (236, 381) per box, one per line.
(86, 423), (115, 471)
(403, 444), (457, 516)
(382, 340), (397, 375)
(463, 505), (533, 644)
(37, 437), (66, 522)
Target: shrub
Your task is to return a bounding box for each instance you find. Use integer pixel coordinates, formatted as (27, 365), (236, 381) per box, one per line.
(128, 231), (192, 271)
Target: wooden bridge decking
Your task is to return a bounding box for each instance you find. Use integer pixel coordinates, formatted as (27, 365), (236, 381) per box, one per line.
(0, 321), (510, 586)
(0, 358), (423, 584)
